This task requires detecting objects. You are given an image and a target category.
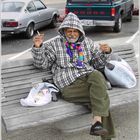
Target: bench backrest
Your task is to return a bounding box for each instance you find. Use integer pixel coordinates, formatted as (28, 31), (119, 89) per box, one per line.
(1, 43), (138, 106)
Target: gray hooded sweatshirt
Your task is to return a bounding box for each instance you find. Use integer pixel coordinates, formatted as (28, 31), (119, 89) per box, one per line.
(32, 13), (106, 89)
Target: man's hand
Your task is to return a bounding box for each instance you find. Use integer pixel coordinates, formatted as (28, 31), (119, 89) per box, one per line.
(99, 43), (111, 53)
(33, 34), (44, 48)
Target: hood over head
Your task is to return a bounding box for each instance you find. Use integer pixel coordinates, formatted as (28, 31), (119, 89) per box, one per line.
(58, 12), (85, 42)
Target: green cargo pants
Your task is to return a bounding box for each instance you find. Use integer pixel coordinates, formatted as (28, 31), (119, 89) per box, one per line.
(61, 71), (116, 139)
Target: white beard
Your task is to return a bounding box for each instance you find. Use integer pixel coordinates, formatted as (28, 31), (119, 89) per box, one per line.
(66, 37), (79, 43)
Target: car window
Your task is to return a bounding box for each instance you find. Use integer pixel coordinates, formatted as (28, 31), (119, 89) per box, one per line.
(27, 2), (36, 12)
(2, 2), (25, 12)
(33, 0), (46, 10)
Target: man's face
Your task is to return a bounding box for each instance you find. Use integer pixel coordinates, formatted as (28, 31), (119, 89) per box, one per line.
(64, 28), (80, 43)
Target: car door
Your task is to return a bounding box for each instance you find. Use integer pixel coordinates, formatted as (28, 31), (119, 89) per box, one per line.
(33, 0), (51, 27)
(25, 1), (40, 30)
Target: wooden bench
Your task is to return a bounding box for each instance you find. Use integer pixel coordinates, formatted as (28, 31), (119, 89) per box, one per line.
(1, 43), (139, 139)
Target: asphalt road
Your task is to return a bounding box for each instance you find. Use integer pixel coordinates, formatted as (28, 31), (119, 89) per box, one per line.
(1, 17), (139, 56)
(1, 0), (139, 60)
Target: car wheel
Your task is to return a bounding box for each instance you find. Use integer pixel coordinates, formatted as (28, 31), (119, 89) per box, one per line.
(113, 15), (122, 33)
(50, 15), (57, 28)
(25, 23), (34, 39)
(127, 9), (133, 22)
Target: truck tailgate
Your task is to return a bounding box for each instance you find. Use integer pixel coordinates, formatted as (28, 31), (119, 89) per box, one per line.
(66, 4), (113, 20)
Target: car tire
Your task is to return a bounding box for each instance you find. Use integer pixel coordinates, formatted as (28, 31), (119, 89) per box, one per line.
(25, 23), (34, 39)
(127, 9), (133, 22)
(50, 15), (57, 28)
(113, 15), (122, 33)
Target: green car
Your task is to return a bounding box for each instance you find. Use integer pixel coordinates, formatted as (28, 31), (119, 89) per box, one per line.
(65, 0), (134, 32)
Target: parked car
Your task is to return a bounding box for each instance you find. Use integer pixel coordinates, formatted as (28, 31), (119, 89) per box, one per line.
(1, 0), (60, 38)
(65, 0), (134, 32)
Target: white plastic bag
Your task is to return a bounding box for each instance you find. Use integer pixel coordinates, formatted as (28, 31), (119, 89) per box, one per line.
(20, 82), (59, 107)
(104, 59), (136, 88)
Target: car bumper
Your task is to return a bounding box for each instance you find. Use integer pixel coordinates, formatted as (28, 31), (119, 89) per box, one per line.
(1, 27), (26, 35)
(80, 19), (115, 27)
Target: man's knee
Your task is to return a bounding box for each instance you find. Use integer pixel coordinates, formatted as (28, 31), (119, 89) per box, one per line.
(90, 70), (105, 79)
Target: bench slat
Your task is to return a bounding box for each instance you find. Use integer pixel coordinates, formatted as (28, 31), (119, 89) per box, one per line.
(118, 53), (135, 59)
(113, 49), (134, 54)
(2, 58), (33, 69)
(3, 74), (52, 88)
(2, 69), (46, 78)
(3, 88), (30, 97)
(2, 71), (52, 83)
(4, 83), (32, 92)
(113, 48), (134, 53)
(2, 65), (35, 74)
(112, 43), (134, 51)
(3, 74), (52, 87)
(124, 58), (137, 62)
(109, 85), (139, 96)
(110, 91), (138, 107)
(2, 99), (24, 106)
(2, 93), (27, 102)
(3, 79), (34, 88)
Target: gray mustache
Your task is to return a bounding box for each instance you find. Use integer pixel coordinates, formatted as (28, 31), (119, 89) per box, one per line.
(68, 36), (77, 39)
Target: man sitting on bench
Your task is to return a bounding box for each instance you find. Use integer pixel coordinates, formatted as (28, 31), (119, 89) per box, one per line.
(31, 12), (115, 140)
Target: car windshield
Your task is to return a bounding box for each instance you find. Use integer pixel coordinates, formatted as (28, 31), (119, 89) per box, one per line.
(2, 2), (25, 12)
(70, 0), (108, 2)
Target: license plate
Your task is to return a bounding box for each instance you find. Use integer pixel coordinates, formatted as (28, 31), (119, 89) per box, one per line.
(80, 20), (95, 26)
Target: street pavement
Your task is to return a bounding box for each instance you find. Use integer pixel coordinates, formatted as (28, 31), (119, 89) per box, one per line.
(2, 23), (139, 62)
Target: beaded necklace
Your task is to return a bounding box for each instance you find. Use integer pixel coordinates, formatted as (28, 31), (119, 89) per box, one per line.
(65, 41), (85, 68)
